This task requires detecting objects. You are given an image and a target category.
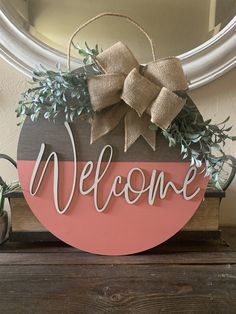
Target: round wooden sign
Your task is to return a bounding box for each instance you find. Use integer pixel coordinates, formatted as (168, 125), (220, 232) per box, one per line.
(17, 113), (208, 255)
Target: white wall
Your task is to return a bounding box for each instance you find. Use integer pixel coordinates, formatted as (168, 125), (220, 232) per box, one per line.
(27, 0), (211, 61)
(0, 57), (236, 225)
(189, 68), (236, 226)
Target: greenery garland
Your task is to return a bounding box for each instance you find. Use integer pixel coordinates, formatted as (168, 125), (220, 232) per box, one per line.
(16, 43), (101, 125)
(152, 104), (236, 189)
(16, 65), (92, 125)
(16, 43), (236, 189)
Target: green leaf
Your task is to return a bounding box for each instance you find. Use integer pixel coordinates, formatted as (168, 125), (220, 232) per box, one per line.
(195, 159), (202, 168)
(218, 116), (230, 125)
(204, 119), (212, 125)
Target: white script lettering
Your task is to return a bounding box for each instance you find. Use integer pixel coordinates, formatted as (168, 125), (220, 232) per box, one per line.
(30, 122), (201, 214)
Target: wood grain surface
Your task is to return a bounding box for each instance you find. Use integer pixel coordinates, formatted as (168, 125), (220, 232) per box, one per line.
(0, 264), (236, 314)
(9, 197), (220, 233)
(17, 115), (185, 162)
(0, 228), (236, 314)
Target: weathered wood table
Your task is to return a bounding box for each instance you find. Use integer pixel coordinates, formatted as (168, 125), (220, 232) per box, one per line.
(0, 228), (236, 313)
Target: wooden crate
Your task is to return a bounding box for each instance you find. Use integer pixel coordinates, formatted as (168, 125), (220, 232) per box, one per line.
(7, 190), (224, 242)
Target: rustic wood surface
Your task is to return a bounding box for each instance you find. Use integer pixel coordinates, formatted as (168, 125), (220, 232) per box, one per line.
(0, 228), (236, 314)
(17, 116), (184, 162)
(183, 198), (220, 231)
(9, 196), (220, 234)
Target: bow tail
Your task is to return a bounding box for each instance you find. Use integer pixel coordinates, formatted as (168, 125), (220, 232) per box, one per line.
(124, 110), (156, 152)
(90, 101), (128, 144)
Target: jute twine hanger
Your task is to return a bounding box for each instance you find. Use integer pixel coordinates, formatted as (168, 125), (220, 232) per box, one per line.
(66, 12), (157, 71)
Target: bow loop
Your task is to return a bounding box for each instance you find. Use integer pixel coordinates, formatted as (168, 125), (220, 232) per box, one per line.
(150, 87), (185, 130)
(95, 41), (139, 75)
(143, 58), (188, 91)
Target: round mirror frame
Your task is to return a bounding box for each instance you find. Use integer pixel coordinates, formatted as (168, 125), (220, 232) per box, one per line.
(0, 2), (236, 90)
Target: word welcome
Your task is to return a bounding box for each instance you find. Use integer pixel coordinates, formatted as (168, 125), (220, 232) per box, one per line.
(30, 122), (200, 214)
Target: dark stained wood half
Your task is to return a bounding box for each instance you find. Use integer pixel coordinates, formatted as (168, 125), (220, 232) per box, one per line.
(17, 116), (185, 162)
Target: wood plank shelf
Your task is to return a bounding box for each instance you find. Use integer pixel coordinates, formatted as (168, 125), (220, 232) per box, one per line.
(0, 227), (235, 314)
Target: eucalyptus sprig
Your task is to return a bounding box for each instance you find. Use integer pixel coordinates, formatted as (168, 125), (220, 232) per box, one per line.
(72, 41), (102, 76)
(156, 98), (236, 189)
(16, 64), (93, 125)
(72, 41), (101, 67)
(16, 43), (102, 125)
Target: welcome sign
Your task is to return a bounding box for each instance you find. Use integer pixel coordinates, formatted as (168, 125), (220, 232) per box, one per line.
(15, 12), (236, 255)
(18, 12), (233, 255)
(17, 116), (208, 255)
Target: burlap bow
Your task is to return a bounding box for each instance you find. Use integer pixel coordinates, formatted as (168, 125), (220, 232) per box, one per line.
(88, 41), (188, 151)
